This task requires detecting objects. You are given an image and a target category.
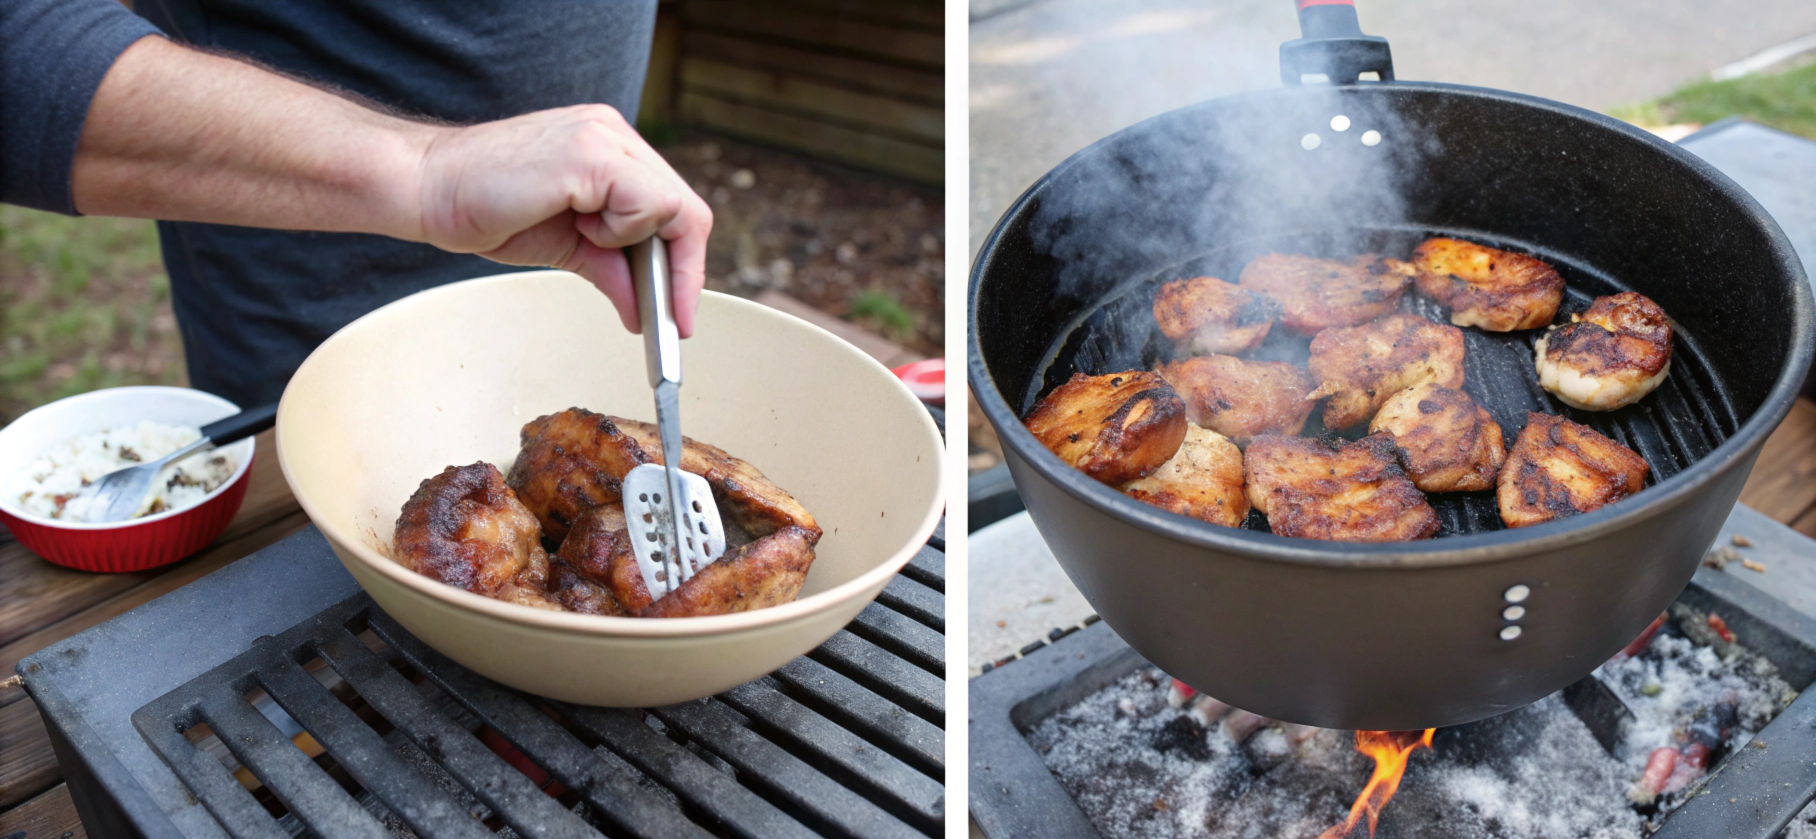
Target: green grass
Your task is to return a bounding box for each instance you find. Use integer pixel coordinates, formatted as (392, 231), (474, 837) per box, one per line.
(848, 288), (916, 342)
(0, 207), (183, 423)
(1612, 58), (1816, 140)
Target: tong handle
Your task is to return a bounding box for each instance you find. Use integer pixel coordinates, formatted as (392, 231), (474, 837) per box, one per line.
(630, 238), (681, 388)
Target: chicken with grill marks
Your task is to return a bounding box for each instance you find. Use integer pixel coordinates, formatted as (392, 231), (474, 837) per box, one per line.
(1396, 237), (1566, 332)
(1243, 433), (1440, 542)
(1498, 412), (1648, 528)
(506, 408), (649, 543)
(1307, 313), (1467, 430)
(1152, 276), (1281, 356)
(1157, 355), (1317, 444)
(1237, 252), (1411, 335)
(1368, 383), (1506, 492)
(1121, 425), (1250, 527)
(1535, 292), (1673, 411)
(394, 462), (561, 610)
(1024, 371), (1187, 485)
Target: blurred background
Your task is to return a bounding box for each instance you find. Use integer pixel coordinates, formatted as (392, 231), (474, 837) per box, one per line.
(967, 0), (1816, 474)
(0, 0), (945, 425)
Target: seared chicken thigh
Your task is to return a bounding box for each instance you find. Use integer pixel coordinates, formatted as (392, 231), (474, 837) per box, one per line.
(1498, 412), (1649, 528)
(1024, 371), (1188, 485)
(506, 408), (650, 542)
(1368, 383), (1506, 492)
(1157, 355), (1317, 444)
(1121, 424), (1250, 527)
(1308, 314), (1467, 430)
(1244, 434), (1440, 542)
(1238, 252), (1411, 335)
(1399, 238), (1565, 332)
(1535, 292), (1673, 411)
(394, 462), (560, 609)
(1152, 276), (1280, 356)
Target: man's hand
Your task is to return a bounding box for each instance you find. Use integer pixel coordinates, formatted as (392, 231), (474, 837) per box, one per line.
(71, 38), (710, 336)
(414, 105), (712, 337)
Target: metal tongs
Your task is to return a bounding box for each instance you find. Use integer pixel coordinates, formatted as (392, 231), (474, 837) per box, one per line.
(622, 238), (726, 600)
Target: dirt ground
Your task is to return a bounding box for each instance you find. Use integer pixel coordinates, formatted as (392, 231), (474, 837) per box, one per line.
(0, 133), (943, 424)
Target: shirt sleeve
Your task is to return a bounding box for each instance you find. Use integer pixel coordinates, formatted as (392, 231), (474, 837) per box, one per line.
(0, 0), (163, 214)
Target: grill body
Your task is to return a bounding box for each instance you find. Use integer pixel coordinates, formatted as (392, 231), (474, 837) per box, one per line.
(968, 83), (1814, 730)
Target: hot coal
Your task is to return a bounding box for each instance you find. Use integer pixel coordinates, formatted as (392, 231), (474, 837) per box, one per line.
(1028, 607), (1796, 839)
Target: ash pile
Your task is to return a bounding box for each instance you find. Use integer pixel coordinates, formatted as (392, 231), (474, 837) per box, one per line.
(1027, 601), (1799, 839)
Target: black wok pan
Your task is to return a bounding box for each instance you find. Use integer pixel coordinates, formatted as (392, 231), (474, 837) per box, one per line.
(968, 1), (1815, 730)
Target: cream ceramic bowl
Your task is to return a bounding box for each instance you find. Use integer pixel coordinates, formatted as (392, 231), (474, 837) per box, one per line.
(277, 271), (944, 706)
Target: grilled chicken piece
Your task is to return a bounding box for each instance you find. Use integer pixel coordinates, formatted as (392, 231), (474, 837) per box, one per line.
(1307, 314), (1466, 430)
(1152, 276), (1280, 356)
(394, 462), (560, 609)
(1024, 371), (1187, 485)
(1157, 355), (1317, 444)
(1498, 412), (1649, 528)
(551, 503), (817, 617)
(613, 418), (819, 537)
(507, 408), (650, 542)
(1244, 434), (1440, 542)
(1400, 238), (1565, 331)
(1535, 292), (1673, 411)
(1368, 383), (1506, 492)
(1237, 252), (1411, 335)
(1121, 425), (1249, 527)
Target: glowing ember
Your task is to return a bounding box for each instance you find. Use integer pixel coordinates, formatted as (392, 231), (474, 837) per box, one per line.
(1317, 729), (1435, 839)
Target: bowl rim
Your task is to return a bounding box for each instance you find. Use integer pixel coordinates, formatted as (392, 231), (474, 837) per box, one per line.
(0, 385), (257, 531)
(277, 272), (946, 638)
(966, 81), (1814, 569)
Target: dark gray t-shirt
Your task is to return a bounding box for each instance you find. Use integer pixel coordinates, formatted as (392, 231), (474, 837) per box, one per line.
(0, 0), (656, 407)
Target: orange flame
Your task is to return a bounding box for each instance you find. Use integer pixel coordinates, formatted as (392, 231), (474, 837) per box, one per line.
(1317, 729), (1435, 839)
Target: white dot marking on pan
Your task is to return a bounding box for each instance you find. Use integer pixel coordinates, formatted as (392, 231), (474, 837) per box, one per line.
(1504, 584), (1531, 603)
(1330, 115), (1351, 131)
(1503, 605), (1526, 621)
(1500, 625), (1523, 641)
(1301, 133), (1322, 150)
(1361, 130), (1382, 146)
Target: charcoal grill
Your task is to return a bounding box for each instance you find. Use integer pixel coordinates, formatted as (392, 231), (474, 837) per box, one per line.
(969, 503), (1816, 839)
(20, 521), (945, 839)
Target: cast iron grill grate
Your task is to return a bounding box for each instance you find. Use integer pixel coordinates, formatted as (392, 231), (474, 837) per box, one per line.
(1039, 227), (1736, 538)
(130, 541), (945, 839)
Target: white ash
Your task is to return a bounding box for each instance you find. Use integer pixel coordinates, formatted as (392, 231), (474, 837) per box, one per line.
(1031, 620), (1799, 839)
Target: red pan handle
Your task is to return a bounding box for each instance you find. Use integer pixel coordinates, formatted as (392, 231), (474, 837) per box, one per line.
(1280, 0), (1394, 85)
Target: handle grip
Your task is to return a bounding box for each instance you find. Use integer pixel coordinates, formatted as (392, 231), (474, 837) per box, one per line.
(1280, 0), (1393, 85)
(201, 403), (278, 446)
(630, 237), (682, 389)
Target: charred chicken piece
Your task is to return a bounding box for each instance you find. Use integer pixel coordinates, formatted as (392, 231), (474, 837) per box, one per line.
(1368, 383), (1506, 492)
(1307, 313), (1466, 430)
(1024, 371), (1187, 485)
(1237, 252), (1410, 335)
(613, 418), (818, 537)
(1243, 434), (1440, 542)
(1398, 237), (1566, 331)
(506, 408), (650, 542)
(394, 462), (561, 610)
(1121, 424), (1249, 527)
(1152, 276), (1280, 356)
(1157, 355), (1316, 444)
(552, 503), (817, 618)
(1535, 291), (1673, 411)
(1497, 412), (1649, 528)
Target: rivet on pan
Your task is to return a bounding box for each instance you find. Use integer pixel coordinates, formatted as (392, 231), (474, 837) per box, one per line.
(1361, 130), (1382, 146)
(1330, 115), (1351, 131)
(1500, 625), (1523, 641)
(1504, 584), (1531, 603)
(1503, 605), (1526, 621)
(1301, 133), (1322, 150)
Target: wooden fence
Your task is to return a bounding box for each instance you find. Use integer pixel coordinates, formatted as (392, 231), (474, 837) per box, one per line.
(642, 0), (944, 185)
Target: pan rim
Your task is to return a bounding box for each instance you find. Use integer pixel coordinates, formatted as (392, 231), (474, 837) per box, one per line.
(967, 80), (1816, 569)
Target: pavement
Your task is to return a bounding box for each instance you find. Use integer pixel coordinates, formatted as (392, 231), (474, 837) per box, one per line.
(969, 0), (1816, 255)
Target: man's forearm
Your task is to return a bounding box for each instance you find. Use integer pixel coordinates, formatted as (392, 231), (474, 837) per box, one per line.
(70, 36), (436, 241)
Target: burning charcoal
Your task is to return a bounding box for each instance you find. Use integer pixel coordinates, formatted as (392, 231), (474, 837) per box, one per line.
(1628, 746), (1677, 805)
(1615, 612), (1668, 660)
(1187, 695), (1233, 728)
(1707, 614), (1737, 644)
(1220, 709), (1270, 743)
(1282, 723), (1323, 745)
(1152, 714), (1212, 761)
(1166, 678), (1197, 709)
(1681, 696), (1739, 752)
